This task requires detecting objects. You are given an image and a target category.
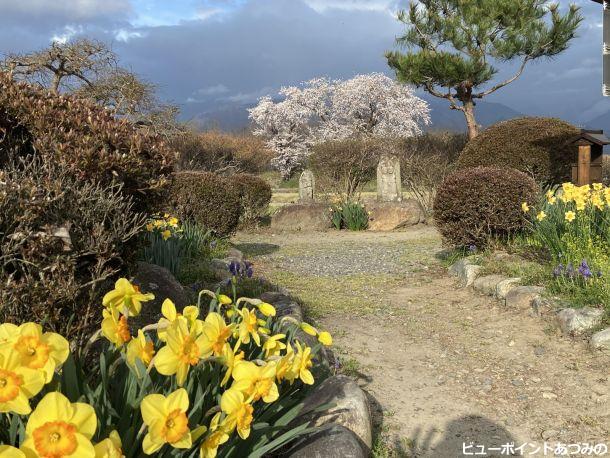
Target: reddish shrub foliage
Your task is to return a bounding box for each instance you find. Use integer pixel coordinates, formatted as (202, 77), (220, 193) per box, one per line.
(434, 166), (539, 248)
(0, 72), (176, 210)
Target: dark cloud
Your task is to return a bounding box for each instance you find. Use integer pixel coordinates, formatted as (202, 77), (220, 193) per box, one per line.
(0, 0), (608, 126)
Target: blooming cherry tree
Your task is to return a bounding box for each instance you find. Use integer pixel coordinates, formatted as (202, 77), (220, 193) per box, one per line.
(249, 73), (430, 177)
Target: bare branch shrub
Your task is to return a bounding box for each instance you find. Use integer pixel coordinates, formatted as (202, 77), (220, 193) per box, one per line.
(0, 156), (145, 345)
(309, 138), (385, 198)
(173, 130), (273, 175)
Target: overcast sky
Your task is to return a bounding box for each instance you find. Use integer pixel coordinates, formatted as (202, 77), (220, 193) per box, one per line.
(0, 0), (607, 125)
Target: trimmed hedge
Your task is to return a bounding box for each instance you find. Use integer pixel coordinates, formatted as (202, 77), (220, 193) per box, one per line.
(434, 166), (539, 248)
(233, 173), (272, 227)
(0, 72), (175, 211)
(167, 171), (243, 236)
(458, 117), (579, 185)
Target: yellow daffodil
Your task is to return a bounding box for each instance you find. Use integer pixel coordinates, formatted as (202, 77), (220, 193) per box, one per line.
(593, 183), (603, 191)
(21, 392), (97, 458)
(275, 343), (295, 383)
(168, 217), (179, 227)
(231, 361), (279, 403)
(257, 303), (276, 317)
(217, 295), (232, 306)
(145, 223), (154, 232)
(126, 330), (155, 370)
(237, 308), (260, 346)
(154, 317), (207, 386)
(220, 344), (244, 387)
(11, 323), (69, 383)
(300, 322), (317, 337)
(141, 388), (192, 454)
(157, 299), (202, 342)
(318, 331), (333, 346)
(161, 230), (172, 241)
(94, 430), (124, 458)
(0, 349), (45, 415)
(102, 278), (154, 317)
(200, 313), (233, 357)
(263, 334), (286, 358)
(0, 323), (18, 348)
(565, 211), (576, 222)
(292, 342), (314, 385)
(536, 211), (546, 222)
(220, 389), (253, 440)
(199, 413), (229, 458)
(101, 308), (131, 348)
(0, 446), (25, 458)
(521, 202), (529, 213)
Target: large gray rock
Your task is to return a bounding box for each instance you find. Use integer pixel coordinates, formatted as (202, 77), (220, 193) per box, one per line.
(473, 275), (508, 296)
(591, 328), (610, 350)
(367, 199), (423, 231)
(288, 424), (367, 458)
(271, 204), (332, 232)
(132, 262), (194, 323)
(505, 286), (545, 310)
(556, 307), (605, 335)
(298, 375), (372, 450)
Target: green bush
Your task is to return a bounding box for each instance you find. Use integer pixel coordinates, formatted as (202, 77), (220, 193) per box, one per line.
(0, 156), (145, 345)
(434, 166), (539, 248)
(458, 117), (579, 185)
(0, 72), (175, 211)
(233, 173), (272, 227)
(309, 138), (383, 197)
(167, 171), (243, 236)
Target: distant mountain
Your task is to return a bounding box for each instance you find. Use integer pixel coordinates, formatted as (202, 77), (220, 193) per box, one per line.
(180, 95), (522, 133)
(584, 110), (610, 131)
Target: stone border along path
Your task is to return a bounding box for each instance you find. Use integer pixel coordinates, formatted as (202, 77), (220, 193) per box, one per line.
(234, 227), (610, 457)
(450, 256), (610, 349)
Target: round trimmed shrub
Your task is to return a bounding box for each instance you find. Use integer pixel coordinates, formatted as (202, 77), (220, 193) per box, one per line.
(434, 166), (539, 248)
(458, 117), (579, 185)
(167, 171), (243, 236)
(232, 173), (272, 227)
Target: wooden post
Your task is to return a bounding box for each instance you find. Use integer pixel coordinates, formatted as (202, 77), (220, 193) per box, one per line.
(578, 145), (591, 186)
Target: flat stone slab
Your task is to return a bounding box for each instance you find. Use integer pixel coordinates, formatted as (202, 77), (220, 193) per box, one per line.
(505, 286), (545, 310)
(591, 328), (610, 350)
(473, 275), (509, 296)
(556, 307), (605, 335)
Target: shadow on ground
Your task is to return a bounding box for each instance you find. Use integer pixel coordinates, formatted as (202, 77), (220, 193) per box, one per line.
(402, 415), (518, 457)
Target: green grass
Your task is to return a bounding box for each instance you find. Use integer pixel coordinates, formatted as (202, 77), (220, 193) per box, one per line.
(263, 270), (405, 318)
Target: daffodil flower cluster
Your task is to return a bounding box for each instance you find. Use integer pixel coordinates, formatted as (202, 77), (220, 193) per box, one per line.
(522, 182), (610, 292)
(0, 278), (333, 457)
(145, 213), (181, 241)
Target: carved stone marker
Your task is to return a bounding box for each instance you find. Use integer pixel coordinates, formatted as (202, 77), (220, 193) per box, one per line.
(299, 170), (315, 202)
(377, 155), (402, 202)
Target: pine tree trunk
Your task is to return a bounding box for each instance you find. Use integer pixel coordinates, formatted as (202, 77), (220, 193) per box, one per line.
(463, 99), (478, 139)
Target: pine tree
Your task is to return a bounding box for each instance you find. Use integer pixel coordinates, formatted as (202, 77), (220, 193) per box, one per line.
(386, 0), (582, 139)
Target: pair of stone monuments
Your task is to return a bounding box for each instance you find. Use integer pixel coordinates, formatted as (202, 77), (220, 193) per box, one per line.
(298, 155), (402, 202)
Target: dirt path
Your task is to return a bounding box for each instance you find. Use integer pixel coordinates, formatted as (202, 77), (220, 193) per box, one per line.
(234, 227), (610, 458)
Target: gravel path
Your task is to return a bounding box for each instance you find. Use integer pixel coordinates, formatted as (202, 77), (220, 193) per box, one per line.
(234, 227), (610, 457)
